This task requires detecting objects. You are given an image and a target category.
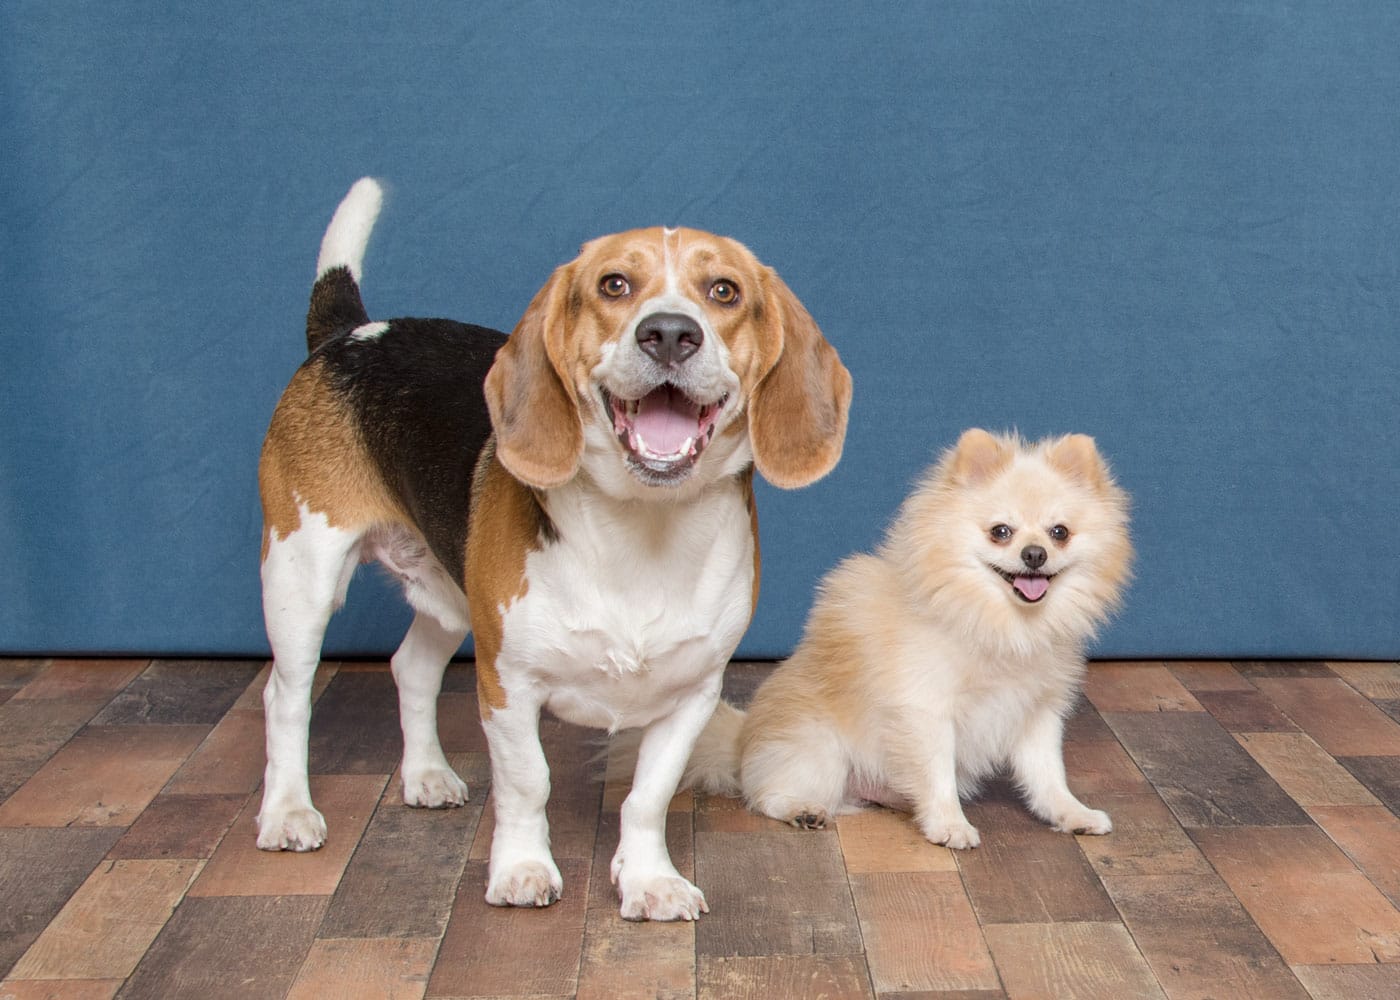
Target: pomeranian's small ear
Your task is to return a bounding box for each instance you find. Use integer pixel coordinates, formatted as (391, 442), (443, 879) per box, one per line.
(950, 428), (1012, 484)
(1046, 433), (1109, 489)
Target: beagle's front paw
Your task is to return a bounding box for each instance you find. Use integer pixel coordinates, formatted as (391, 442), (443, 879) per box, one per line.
(401, 764), (469, 809)
(485, 859), (563, 908)
(255, 804), (327, 852)
(617, 873), (709, 922)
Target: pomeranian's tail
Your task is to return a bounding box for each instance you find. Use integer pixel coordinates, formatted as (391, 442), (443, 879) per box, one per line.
(608, 700), (747, 797)
(305, 177), (383, 353)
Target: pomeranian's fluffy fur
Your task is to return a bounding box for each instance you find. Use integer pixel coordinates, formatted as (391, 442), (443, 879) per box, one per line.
(672, 428), (1132, 848)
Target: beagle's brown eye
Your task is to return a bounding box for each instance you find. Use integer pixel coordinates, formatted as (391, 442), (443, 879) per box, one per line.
(990, 524), (1014, 544)
(600, 274), (630, 298)
(709, 279), (740, 305)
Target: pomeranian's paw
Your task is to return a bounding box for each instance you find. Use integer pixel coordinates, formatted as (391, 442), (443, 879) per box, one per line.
(921, 818), (981, 850)
(788, 808), (829, 830)
(1054, 807), (1112, 836)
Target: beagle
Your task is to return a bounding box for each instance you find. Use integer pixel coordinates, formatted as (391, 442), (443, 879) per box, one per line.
(257, 178), (851, 921)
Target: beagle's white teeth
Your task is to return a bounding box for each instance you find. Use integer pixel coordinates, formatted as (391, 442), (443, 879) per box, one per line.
(606, 385), (726, 478)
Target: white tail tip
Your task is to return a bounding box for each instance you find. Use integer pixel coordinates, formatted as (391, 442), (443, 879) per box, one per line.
(316, 177), (384, 283)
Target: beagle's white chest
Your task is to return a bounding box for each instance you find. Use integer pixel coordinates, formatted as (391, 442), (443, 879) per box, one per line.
(495, 481), (755, 731)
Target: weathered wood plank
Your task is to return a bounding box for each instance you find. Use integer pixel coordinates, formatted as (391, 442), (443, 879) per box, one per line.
(1290, 963), (1400, 1000)
(850, 871), (999, 994)
(319, 765), (484, 939)
(427, 859), (588, 999)
(697, 954), (874, 1000)
(286, 937), (438, 1000)
(1166, 660), (1253, 692)
(1338, 755), (1400, 813)
(695, 828), (862, 959)
(0, 979), (122, 999)
(982, 922), (1164, 1000)
(307, 669), (405, 774)
(9, 859), (202, 981)
(1310, 804), (1400, 909)
(1251, 677), (1400, 756)
(115, 895), (327, 1000)
(1236, 732), (1380, 807)
(1327, 661), (1400, 701)
(1193, 689), (1298, 733)
(163, 709), (266, 796)
(92, 660), (262, 726)
(189, 773), (386, 897)
(106, 792), (246, 861)
(1076, 792), (1212, 878)
(11, 659), (148, 702)
(1083, 662), (1202, 713)
(1102, 872), (1310, 999)
(0, 828), (123, 976)
(0, 725), (208, 828)
(835, 808), (957, 875)
(1191, 825), (1400, 965)
(957, 787), (1118, 924)
(0, 698), (116, 802)
(1102, 712), (1309, 828)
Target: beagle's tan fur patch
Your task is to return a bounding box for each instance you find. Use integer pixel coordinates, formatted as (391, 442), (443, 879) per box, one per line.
(259, 359), (404, 559)
(464, 439), (551, 718)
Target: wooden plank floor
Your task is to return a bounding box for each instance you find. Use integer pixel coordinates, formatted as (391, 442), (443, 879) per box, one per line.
(4, 658), (1400, 999)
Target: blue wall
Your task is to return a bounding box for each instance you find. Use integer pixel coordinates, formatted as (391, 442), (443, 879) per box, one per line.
(4, 2), (1397, 660)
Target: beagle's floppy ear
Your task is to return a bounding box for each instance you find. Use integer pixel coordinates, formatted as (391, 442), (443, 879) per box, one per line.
(484, 263), (584, 488)
(747, 269), (853, 489)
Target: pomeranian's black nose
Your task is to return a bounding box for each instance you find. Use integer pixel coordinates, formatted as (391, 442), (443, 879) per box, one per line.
(1021, 545), (1047, 570)
(636, 312), (703, 367)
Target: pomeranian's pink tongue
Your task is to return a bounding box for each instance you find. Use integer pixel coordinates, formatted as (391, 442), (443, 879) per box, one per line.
(634, 385), (699, 455)
(1014, 575), (1050, 602)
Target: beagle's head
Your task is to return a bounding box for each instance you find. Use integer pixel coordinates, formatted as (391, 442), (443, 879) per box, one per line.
(485, 227), (852, 498)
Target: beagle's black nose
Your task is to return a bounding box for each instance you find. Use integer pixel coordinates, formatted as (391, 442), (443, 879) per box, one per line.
(1021, 545), (1048, 570)
(636, 312), (703, 367)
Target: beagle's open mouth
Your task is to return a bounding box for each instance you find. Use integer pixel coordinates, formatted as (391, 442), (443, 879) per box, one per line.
(992, 567), (1056, 604)
(605, 384), (727, 480)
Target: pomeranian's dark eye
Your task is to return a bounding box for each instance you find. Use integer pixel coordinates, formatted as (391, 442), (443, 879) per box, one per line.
(599, 274), (630, 298)
(989, 524), (1014, 543)
(1049, 524), (1071, 544)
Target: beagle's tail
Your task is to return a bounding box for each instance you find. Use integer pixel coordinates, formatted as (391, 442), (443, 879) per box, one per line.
(306, 177), (383, 353)
(605, 700), (747, 798)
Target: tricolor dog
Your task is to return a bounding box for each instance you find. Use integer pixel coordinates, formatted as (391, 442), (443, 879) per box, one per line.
(257, 178), (851, 920)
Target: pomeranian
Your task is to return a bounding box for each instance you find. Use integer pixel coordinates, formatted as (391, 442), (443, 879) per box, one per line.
(670, 428), (1132, 848)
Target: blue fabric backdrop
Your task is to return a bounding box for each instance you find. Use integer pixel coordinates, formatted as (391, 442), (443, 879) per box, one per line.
(3, 2), (1397, 659)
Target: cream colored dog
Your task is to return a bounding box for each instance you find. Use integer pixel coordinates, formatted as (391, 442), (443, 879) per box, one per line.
(658, 429), (1132, 847)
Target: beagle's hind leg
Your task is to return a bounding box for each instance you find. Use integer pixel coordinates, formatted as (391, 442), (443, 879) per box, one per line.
(257, 513), (362, 851)
(392, 611), (470, 808)
(376, 528), (472, 808)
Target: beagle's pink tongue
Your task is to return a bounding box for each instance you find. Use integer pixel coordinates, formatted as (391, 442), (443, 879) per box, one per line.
(634, 385), (699, 455)
(1014, 575), (1050, 602)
